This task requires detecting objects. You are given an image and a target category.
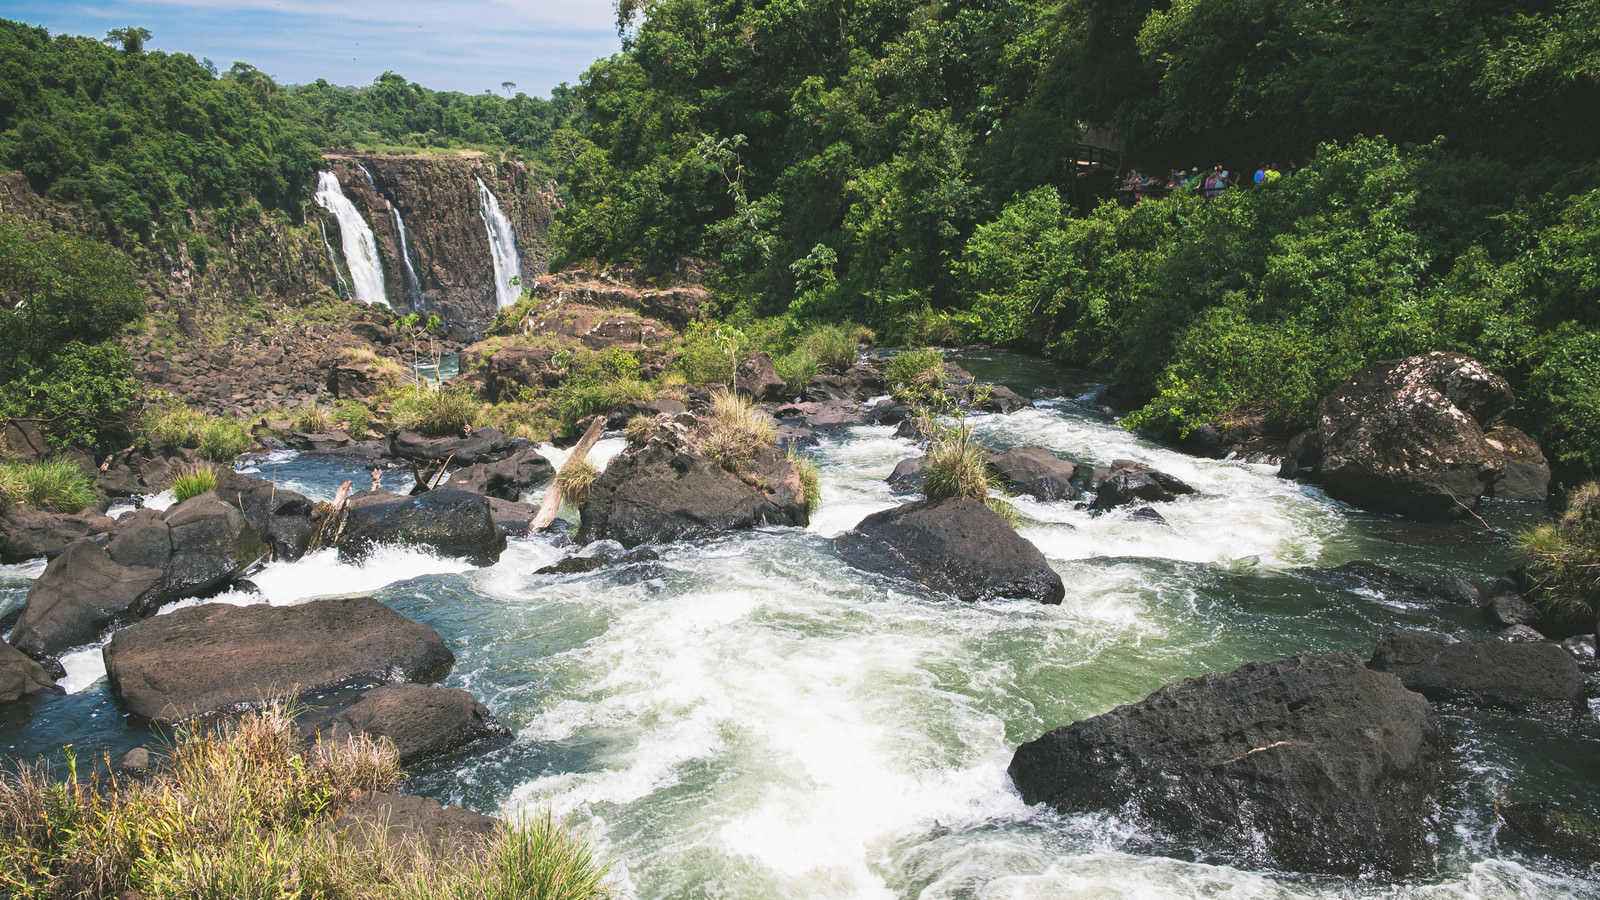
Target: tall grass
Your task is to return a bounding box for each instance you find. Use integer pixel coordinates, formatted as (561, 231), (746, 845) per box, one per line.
(789, 449), (821, 516)
(0, 702), (612, 900)
(550, 377), (657, 431)
(140, 403), (252, 462)
(0, 460), (96, 512)
(920, 423), (992, 503)
(391, 384), (481, 437)
(170, 462), (219, 503)
(799, 322), (874, 371)
(1518, 480), (1600, 634)
(887, 349), (946, 404)
(702, 391), (776, 472)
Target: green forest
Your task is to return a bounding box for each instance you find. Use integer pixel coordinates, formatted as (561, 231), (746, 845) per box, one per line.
(1, 3), (1599, 474)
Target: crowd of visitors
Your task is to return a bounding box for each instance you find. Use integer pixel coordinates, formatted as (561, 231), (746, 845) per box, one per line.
(1116, 161), (1293, 204)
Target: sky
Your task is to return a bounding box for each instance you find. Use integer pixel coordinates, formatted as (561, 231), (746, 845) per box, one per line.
(2, 0), (625, 97)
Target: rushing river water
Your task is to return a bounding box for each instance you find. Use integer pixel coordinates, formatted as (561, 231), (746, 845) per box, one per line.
(2, 352), (1596, 898)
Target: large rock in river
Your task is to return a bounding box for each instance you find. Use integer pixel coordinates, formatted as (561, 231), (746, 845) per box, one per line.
(577, 429), (808, 548)
(835, 497), (1064, 603)
(301, 683), (507, 766)
(0, 506), (113, 563)
(1367, 629), (1585, 709)
(0, 638), (59, 702)
(339, 488), (506, 565)
(102, 596), (454, 723)
(1318, 352), (1514, 515)
(1008, 652), (1449, 877)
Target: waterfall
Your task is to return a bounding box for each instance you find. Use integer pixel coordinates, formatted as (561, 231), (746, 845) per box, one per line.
(475, 175), (523, 308)
(316, 220), (350, 298)
(391, 207), (425, 309)
(357, 163), (376, 190)
(313, 170), (389, 306)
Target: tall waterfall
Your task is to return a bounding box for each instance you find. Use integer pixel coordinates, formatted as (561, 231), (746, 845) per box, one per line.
(313, 170), (389, 306)
(475, 176), (523, 308)
(391, 208), (425, 309)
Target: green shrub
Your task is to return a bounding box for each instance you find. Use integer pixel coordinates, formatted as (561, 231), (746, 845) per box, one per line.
(140, 404), (252, 462)
(0, 460), (96, 512)
(797, 322), (873, 371)
(676, 321), (746, 386)
(331, 399), (375, 436)
(171, 463), (219, 503)
(391, 384), (480, 437)
(774, 347), (820, 392)
(393, 812), (613, 900)
(1518, 481), (1600, 634)
(887, 349), (947, 403)
(550, 378), (656, 431)
(702, 391), (776, 471)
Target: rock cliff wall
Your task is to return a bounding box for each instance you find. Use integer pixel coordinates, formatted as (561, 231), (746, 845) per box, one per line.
(317, 154), (553, 331)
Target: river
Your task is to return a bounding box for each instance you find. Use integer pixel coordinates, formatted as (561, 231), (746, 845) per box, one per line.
(2, 351), (1595, 898)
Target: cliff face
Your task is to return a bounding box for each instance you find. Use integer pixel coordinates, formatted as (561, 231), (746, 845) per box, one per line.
(317, 154), (553, 331)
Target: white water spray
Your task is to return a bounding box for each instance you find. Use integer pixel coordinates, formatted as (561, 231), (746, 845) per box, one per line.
(475, 175), (523, 308)
(316, 220), (350, 297)
(314, 170), (389, 306)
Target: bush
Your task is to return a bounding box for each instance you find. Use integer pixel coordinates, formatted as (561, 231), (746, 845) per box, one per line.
(140, 404), (252, 462)
(292, 403), (334, 433)
(1517, 481), (1600, 635)
(887, 349), (947, 404)
(797, 322), (873, 371)
(0, 702), (612, 900)
(171, 462), (219, 503)
(556, 457), (598, 508)
(331, 399), (374, 436)
(789, 449), (821, 516)
(676, 321), (746, 386)
(702, 391), (776, 471)
(0, 460), (96, 512)
(550, 377), (656, 431)
(391, 385), (480, 437)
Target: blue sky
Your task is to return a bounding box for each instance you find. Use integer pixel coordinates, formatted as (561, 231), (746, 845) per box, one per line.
(2, 0), (624, 97)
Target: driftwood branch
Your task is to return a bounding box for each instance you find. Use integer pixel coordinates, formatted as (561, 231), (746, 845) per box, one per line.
(308, 479), (352, 553)
(530, 416), (607, 533)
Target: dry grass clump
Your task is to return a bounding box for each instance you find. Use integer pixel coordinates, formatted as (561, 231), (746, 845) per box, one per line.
(557, 457), (598, 508)
(702, 391), (776, 472)
(391, 384), (481, 437)
(919, 424), (992, 503)
(1518, 480), (1600, 633)
(0, 701), (613, 900)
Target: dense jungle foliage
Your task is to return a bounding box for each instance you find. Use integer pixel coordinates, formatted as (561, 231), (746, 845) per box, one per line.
(552, 0), (1600, 473)
(2, 4), (1600, 473)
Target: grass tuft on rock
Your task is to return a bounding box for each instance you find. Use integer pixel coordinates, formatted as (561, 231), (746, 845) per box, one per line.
(920, 425), (992, 503)
(391, 384), (481, 437)
(0, 460), (96, 512)
(702, 391), (776, 472)
(141, 402), (253, 462)
(557, 457), (598, 508)
(1518, 481), (1600, 633)
(788, 448), (822, 516)
(171, 462), (220, 504)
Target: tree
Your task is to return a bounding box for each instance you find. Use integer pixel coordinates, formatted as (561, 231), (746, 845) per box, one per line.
(104, 26), (150, 54)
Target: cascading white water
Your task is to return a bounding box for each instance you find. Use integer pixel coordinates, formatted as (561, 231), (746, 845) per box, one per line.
(357, 163), (377, 190)
(391, 207), (425, 309)
(313, 170), (389, 306)
(1, 353), (1588, 900)
(475, 175), (524, 308)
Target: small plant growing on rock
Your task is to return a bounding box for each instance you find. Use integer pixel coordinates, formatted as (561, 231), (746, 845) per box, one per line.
(141, 401), (252, 462)
(789, 448), (822, 516)
(888, 349), (947, 405)
(702, 390), (776, 472)
(171, 462), (219, 503)
(920, 424), (992, 502)
(625, 413), (657, 446)
(557, 457), (598, 508)
(293, 403), (333, 433)
(392, 384), (480, 437)
(1518, 481), (1600, 634)
(0, 459), (96, 512)
(800, 322), (874, 372)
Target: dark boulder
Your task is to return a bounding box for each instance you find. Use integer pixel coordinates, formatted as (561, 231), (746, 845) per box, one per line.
(775, 399), (871, 429)
(605, 397), (688, 430)
(445, 447), (555, 501)
(1486, 591), (1541, 628)
(339, 489), (506, 566)
(835, 497), (1064, 604)
(734, 351), (789, 402)
(536, 546), (659, 575)
(302, 683), (507, 766)
(1483, 425), (1550, 501)
(886, 456), (927, 493)
(1367, 629), (1585, 709)
(0, 506), (113, 563)
(1088, 460), (1195, 510)
(10, 540), (165, 661)
(1306, 561), (1480, 606)
(976, 384), (1033, 414)
(0, 638), (58, 702)
(1318, 352), (1514, 516)
(285, 431), (355, 452)
(867, 399), (914, 426)
(102, 596), (454, 723)
(1008, 652), (1449, 877)
(577, 431), (808, 548)
(1500, 802), (1600, 864)
(388, 427), (513, 466)
(986, 447), (1077, 502)
(485, 497), (539, 539)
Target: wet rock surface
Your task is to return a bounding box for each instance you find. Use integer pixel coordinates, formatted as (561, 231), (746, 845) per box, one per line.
(835, 497), (1065, 604)
(1009, 652), (1450, 877)
(1366, 629), (1586, 709)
